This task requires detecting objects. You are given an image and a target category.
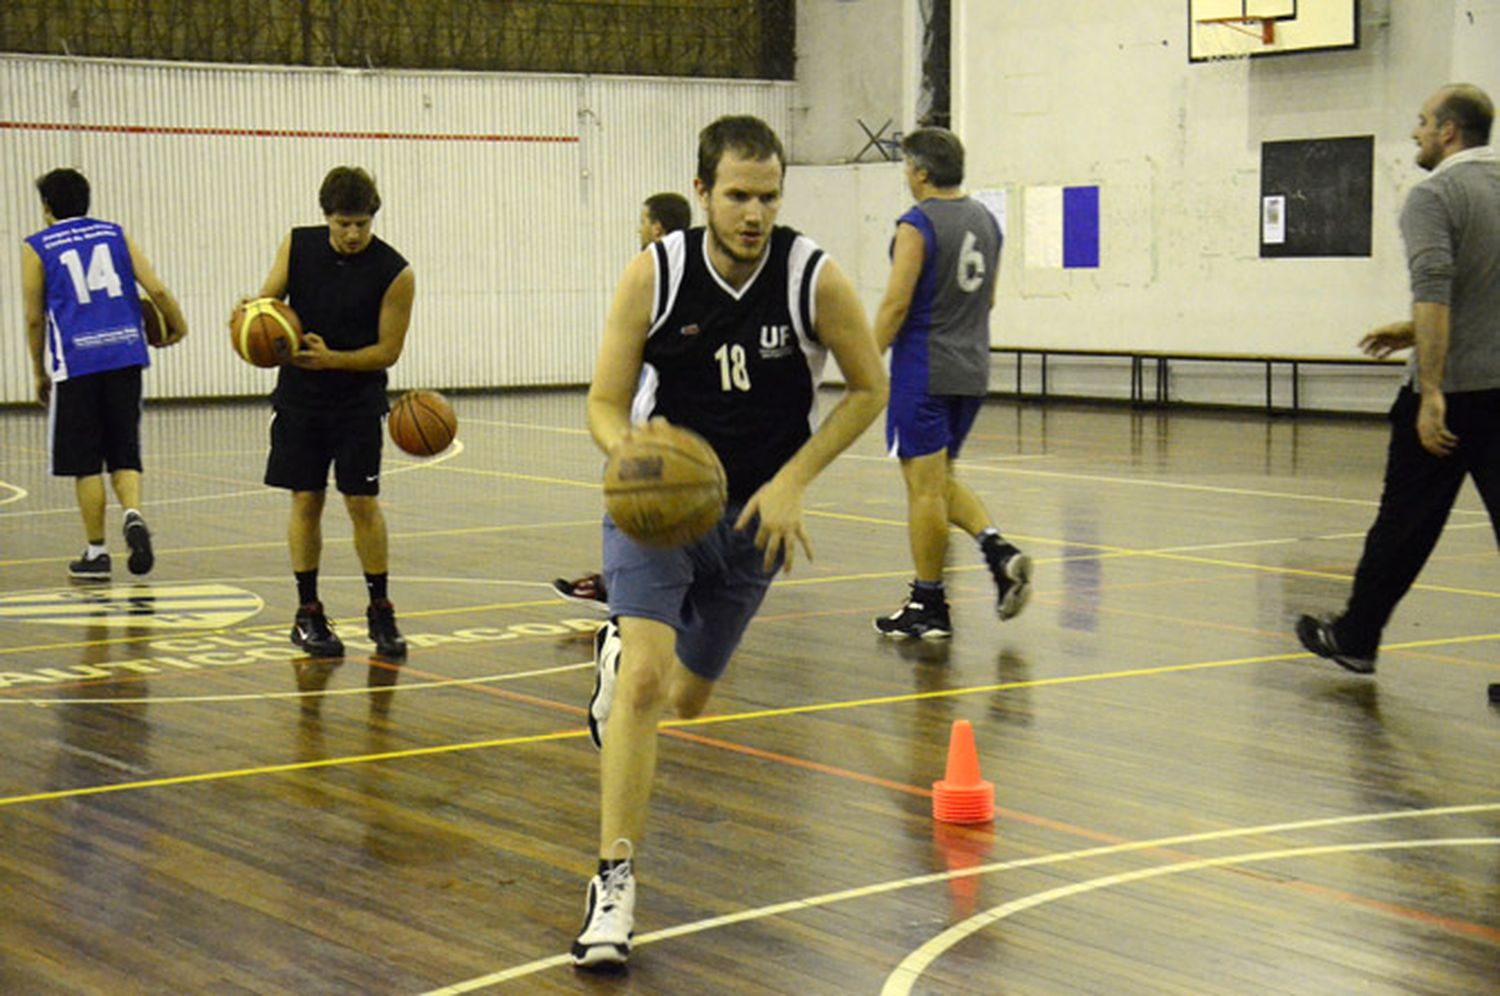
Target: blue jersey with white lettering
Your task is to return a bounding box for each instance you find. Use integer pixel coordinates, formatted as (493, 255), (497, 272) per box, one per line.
(634, 227), (828, 503)
(26, 217), (148, 382)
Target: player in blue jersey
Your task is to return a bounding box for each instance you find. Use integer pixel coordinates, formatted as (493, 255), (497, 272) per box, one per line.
(872, 128), (1032, 639)
(551, 191), (693, 612)
(569, 117), (887, 970)
(22, 168), (189, 581)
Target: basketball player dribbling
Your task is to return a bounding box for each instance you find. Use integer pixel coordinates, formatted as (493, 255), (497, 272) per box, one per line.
(569, 116), (888, 969)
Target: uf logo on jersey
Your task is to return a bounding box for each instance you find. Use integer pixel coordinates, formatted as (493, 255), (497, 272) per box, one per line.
(759, 324), (793, 359)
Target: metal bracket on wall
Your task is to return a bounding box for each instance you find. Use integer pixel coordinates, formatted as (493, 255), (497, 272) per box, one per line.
(854, 118), (900, 162)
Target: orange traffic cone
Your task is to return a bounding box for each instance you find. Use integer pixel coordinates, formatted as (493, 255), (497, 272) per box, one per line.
(932, 719), (994, 824)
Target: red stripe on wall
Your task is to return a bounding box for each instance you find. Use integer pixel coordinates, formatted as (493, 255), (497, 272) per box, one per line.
(0, 120), (578, 143)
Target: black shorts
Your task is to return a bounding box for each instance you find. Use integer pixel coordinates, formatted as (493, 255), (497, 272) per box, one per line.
(265, 408), (384, 496)
(50, 366), (144, 478)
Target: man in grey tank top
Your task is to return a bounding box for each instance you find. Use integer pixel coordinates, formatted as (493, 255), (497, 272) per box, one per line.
(1297, 84), (1500, 676)
(873, 127), (1032, 640)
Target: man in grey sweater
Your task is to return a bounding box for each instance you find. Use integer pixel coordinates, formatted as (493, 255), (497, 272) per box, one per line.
(1298, 83), (1500, 674)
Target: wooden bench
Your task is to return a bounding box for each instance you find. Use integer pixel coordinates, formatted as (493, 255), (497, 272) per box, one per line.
(990, 346), (1406, 415)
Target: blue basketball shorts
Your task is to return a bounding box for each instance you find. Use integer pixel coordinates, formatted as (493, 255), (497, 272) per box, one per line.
(602, 503), (779, 681)
(885, 391), (983, 460)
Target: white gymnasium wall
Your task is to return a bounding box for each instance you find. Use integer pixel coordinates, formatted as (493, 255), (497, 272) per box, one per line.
(784, 1), (1500, 412)
(0, 55), (792, 404)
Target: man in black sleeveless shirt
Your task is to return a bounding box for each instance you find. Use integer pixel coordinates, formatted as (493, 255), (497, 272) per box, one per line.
(250, 167), (415, 661)
(570, 117), (887, 969)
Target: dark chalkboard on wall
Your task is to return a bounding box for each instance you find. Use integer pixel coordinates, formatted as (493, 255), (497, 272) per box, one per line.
(1259, 136), (1373, 257)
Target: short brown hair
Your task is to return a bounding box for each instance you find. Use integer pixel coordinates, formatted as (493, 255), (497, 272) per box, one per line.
(696, 116), (785, 190)
(319, 166), (382, 216)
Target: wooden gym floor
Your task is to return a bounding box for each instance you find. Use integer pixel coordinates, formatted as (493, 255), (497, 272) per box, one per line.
(0, 390), (1495, 994)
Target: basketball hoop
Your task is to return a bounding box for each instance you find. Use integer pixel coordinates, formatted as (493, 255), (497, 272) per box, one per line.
(1195, 15), (1276, 44)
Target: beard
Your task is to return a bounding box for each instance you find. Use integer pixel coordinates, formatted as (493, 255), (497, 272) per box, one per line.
(706, 215), (766, 264)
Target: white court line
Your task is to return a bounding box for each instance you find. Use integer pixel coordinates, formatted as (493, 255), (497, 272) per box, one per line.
(421, 802), (1500, 993)
(881, 837), (1500, 995)
(0, 661), (592, 707)
(0, 440), (465, 518)
(0, 479), (27, 506)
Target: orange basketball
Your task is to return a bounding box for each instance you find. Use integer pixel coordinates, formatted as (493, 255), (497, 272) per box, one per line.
(230, 298), (302, 367)
(140, 295), (168, 347)
(604, 423), (726, 548)
(389, 389), (458, 456)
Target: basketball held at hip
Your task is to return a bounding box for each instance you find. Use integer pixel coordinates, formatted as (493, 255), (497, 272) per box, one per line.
(140, 294), (170, 347)
(230, 298), (302, 367)
(389, 389), (459, 457)
(604, 422), (727, 548)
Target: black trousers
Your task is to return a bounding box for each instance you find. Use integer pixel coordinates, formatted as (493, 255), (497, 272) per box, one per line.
(1337, 386), (1500, 654)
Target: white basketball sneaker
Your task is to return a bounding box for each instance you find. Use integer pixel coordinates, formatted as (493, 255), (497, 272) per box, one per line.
(571, 840), (636, 969)
(587, 619), (622, 750)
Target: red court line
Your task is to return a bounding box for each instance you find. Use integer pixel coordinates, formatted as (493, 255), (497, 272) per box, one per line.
(0, 120), (577, 143)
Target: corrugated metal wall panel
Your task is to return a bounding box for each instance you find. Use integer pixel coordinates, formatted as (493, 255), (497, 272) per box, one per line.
(0, 56), (793, 404)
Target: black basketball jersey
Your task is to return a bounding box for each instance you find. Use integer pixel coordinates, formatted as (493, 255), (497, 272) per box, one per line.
(635, 226), (829, 503)
(272, 226), (408, 414)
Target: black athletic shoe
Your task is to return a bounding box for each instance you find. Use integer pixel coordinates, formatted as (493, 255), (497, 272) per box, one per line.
(552, 573), (610, 613)
(1295, 614), (1376, 674)
(874, 587), (953, 640)
(291, 601), (345, 658)
(68, 550), (111, 581)
(366, 599), (408, 659)
(123, 510), (154, 576)
(983, 541), (1033, 621)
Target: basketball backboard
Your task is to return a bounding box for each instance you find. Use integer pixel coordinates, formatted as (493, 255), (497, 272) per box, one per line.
(1188, 0), (1358, 62)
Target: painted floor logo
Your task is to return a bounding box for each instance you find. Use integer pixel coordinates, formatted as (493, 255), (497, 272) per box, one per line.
(0, 584), (265, 631)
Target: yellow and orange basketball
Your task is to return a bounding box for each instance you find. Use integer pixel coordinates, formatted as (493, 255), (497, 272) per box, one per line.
(389, 389), (458, 456)
(230, 298), (302, 367)
(604, 423), (726, 548)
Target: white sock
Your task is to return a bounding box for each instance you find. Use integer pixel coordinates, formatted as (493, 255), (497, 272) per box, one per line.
(86, 542), (108, 559)
(123, 507), (141, 523)
(976, 527), (1001, 548)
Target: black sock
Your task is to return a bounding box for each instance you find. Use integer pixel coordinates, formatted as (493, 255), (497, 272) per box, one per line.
(295, 569), (319, 606)
(914, 579), (945, 602)
(365, 572), (388, 603)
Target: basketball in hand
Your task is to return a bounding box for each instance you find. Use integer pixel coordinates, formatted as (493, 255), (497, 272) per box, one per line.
(389, 389), (458, 456)
(604, 423), (726, 548)
(230, 298), (302, 367)
(140, 295), (169, 347)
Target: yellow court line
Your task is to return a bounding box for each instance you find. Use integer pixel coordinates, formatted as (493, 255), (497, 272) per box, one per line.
(0, 596), (567, 657)
(0, 662), (592, 707)
(0, 727), (583, 808)
(0, 519), (599, 569)
(458, 418), (591, 436)
(417, 464), (598, 489)
(0, 440), (469, 520)
(4, 631), (1497, 807)
(951, 461), (1491, 517)
(657, 637), (1500, 731)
